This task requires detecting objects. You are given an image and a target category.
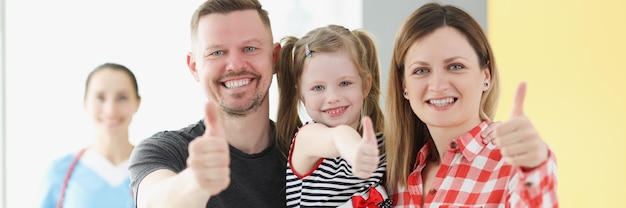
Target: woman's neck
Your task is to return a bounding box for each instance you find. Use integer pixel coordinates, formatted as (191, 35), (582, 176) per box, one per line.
(92, 131), (134, 165)
(427, 119), (482, 160)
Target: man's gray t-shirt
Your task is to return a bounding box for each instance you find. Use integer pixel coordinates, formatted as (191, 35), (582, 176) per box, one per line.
(129, 119), (286, 208)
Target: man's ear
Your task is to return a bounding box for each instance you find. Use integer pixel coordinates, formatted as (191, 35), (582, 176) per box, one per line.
(272, 42), (281, 74)
(187, 52), (200, 81)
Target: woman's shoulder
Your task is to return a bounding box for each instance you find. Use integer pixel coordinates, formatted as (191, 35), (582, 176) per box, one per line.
(44, 150), (85, 179)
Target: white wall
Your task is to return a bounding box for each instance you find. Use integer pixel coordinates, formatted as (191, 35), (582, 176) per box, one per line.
(3, 1), (360, 208)
(1, 0), (6, 206)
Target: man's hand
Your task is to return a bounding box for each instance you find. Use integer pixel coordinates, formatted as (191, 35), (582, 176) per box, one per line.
(187, 101), (230, 195)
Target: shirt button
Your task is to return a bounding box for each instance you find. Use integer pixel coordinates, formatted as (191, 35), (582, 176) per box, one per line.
(429, 189), (437, 195)
(525, 182), (533, 188)
(449, 141), (458, 149)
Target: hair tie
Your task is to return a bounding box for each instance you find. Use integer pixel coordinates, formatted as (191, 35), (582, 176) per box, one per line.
(304, 44), (312, 57)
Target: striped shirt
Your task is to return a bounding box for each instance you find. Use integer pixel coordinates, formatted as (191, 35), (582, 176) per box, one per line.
(286, 130), (388, 207)
(391, 121), (558, 208)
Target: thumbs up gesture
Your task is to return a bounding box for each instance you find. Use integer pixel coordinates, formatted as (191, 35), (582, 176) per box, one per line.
(186, 101), (231, 196)
(493, 82), (549, 169)
(350, 116), (380, 179)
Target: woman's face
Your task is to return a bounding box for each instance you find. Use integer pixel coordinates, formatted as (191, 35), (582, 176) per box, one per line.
(402, 26), (490, 130)
(84, 68), (140, 135)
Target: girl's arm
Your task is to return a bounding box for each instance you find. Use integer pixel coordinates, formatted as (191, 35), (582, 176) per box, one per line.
(290, 117), (379, 179)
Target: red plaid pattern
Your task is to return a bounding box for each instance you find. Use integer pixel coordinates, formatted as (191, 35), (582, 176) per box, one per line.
(390, 121), (558, 208)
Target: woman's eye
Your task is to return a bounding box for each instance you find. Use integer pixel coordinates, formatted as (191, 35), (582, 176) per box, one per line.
(413, 68), (429, 74)
(448, 64), (464, 70)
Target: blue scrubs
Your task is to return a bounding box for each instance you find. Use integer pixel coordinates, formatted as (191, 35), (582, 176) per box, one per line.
(37, 149), (134, 208)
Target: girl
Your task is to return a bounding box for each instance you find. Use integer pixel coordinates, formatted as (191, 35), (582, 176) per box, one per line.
(276, 25), (390, 208)
(38, 63), (141, 208)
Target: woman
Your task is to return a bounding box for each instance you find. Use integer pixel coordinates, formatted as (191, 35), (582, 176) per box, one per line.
(384, 3), (558, 207)
(38, 63), (141, 208)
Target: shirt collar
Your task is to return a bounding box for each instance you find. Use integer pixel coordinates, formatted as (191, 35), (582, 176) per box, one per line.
(455, 121), (490, 161)
(414, 121), (491, 169)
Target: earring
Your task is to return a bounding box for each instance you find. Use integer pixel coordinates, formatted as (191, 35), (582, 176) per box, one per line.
(403, 90), (408, 98)
(484, 82), (489, 88)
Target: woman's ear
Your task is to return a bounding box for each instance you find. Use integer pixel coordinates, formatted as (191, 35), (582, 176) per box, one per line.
(483, 66), (492, 91)
(134, 97), (142, 114)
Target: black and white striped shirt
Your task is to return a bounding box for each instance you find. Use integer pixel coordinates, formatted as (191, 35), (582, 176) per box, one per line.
(286, 131), (387, 207)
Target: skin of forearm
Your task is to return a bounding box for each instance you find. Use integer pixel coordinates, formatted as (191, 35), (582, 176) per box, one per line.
(331, 125), (362, 164)
(137, 169), (211, 208)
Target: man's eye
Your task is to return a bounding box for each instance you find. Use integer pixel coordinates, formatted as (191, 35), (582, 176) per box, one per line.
(211, 50), (224, 56)
(244, 46), (256, 52)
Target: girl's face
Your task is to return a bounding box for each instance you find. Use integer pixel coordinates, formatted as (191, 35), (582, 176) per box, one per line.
(403, 26), (490, 130)
(299, 51), (369, 129)
(84, 68), (140, 135)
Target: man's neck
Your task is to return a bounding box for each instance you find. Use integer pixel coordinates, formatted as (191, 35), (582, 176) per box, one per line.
(218, 108), (271, 154)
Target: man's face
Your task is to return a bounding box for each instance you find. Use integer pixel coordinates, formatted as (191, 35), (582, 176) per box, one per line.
(188, 10), (275, 117)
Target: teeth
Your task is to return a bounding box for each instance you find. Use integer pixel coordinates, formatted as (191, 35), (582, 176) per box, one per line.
(224, 79), (250, 89)
(325, 107), (345, 115)
(429, 98), (455, 106)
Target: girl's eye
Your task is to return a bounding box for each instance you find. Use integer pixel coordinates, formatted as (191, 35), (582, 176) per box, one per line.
(339, 81), (352, 87)
(448, 64), (464, 70)
(96, 95), (105, 101)
(312, 85), (325, 91)
(118, 96), (128, 101)
(244, 46), (256, 52)
(413, 68), (429, 75)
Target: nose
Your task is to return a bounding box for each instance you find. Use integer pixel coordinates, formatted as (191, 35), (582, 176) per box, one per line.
(326, 87), (341, 104)
(103, 100), (118, 117)
(428, 69), (449, 92)
(226, 51), (247, 71)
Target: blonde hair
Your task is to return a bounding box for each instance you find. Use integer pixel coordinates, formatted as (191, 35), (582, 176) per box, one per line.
(385, 3), (501, 190)
(276, 25), (384, 154)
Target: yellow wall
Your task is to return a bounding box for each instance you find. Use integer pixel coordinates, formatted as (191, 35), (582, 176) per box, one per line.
(489, 0), (626, 207)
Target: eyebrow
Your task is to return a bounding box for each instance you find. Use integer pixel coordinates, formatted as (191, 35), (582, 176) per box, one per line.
(410, 56), (469, 66)
(205, 38), (265, 50)
(443, 56), (469, 63)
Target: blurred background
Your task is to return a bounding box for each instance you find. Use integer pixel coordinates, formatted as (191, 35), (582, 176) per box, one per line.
(0, 0), (623, 207)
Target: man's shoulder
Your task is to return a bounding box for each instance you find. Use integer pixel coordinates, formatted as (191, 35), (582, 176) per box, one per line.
(144, 120), (205, 143)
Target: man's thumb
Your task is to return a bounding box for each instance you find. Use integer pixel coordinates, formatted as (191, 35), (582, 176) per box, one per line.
(204, 101), (221, 137)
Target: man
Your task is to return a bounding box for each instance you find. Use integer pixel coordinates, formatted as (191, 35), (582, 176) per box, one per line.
(128, 0), (286, 207)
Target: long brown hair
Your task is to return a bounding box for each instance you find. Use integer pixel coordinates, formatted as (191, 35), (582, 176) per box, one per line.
(276, 25), (385, 153)
(385, 3), (500, 190)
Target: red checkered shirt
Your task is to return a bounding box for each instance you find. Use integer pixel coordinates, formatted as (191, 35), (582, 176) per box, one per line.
(390, 121), (558, 208)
